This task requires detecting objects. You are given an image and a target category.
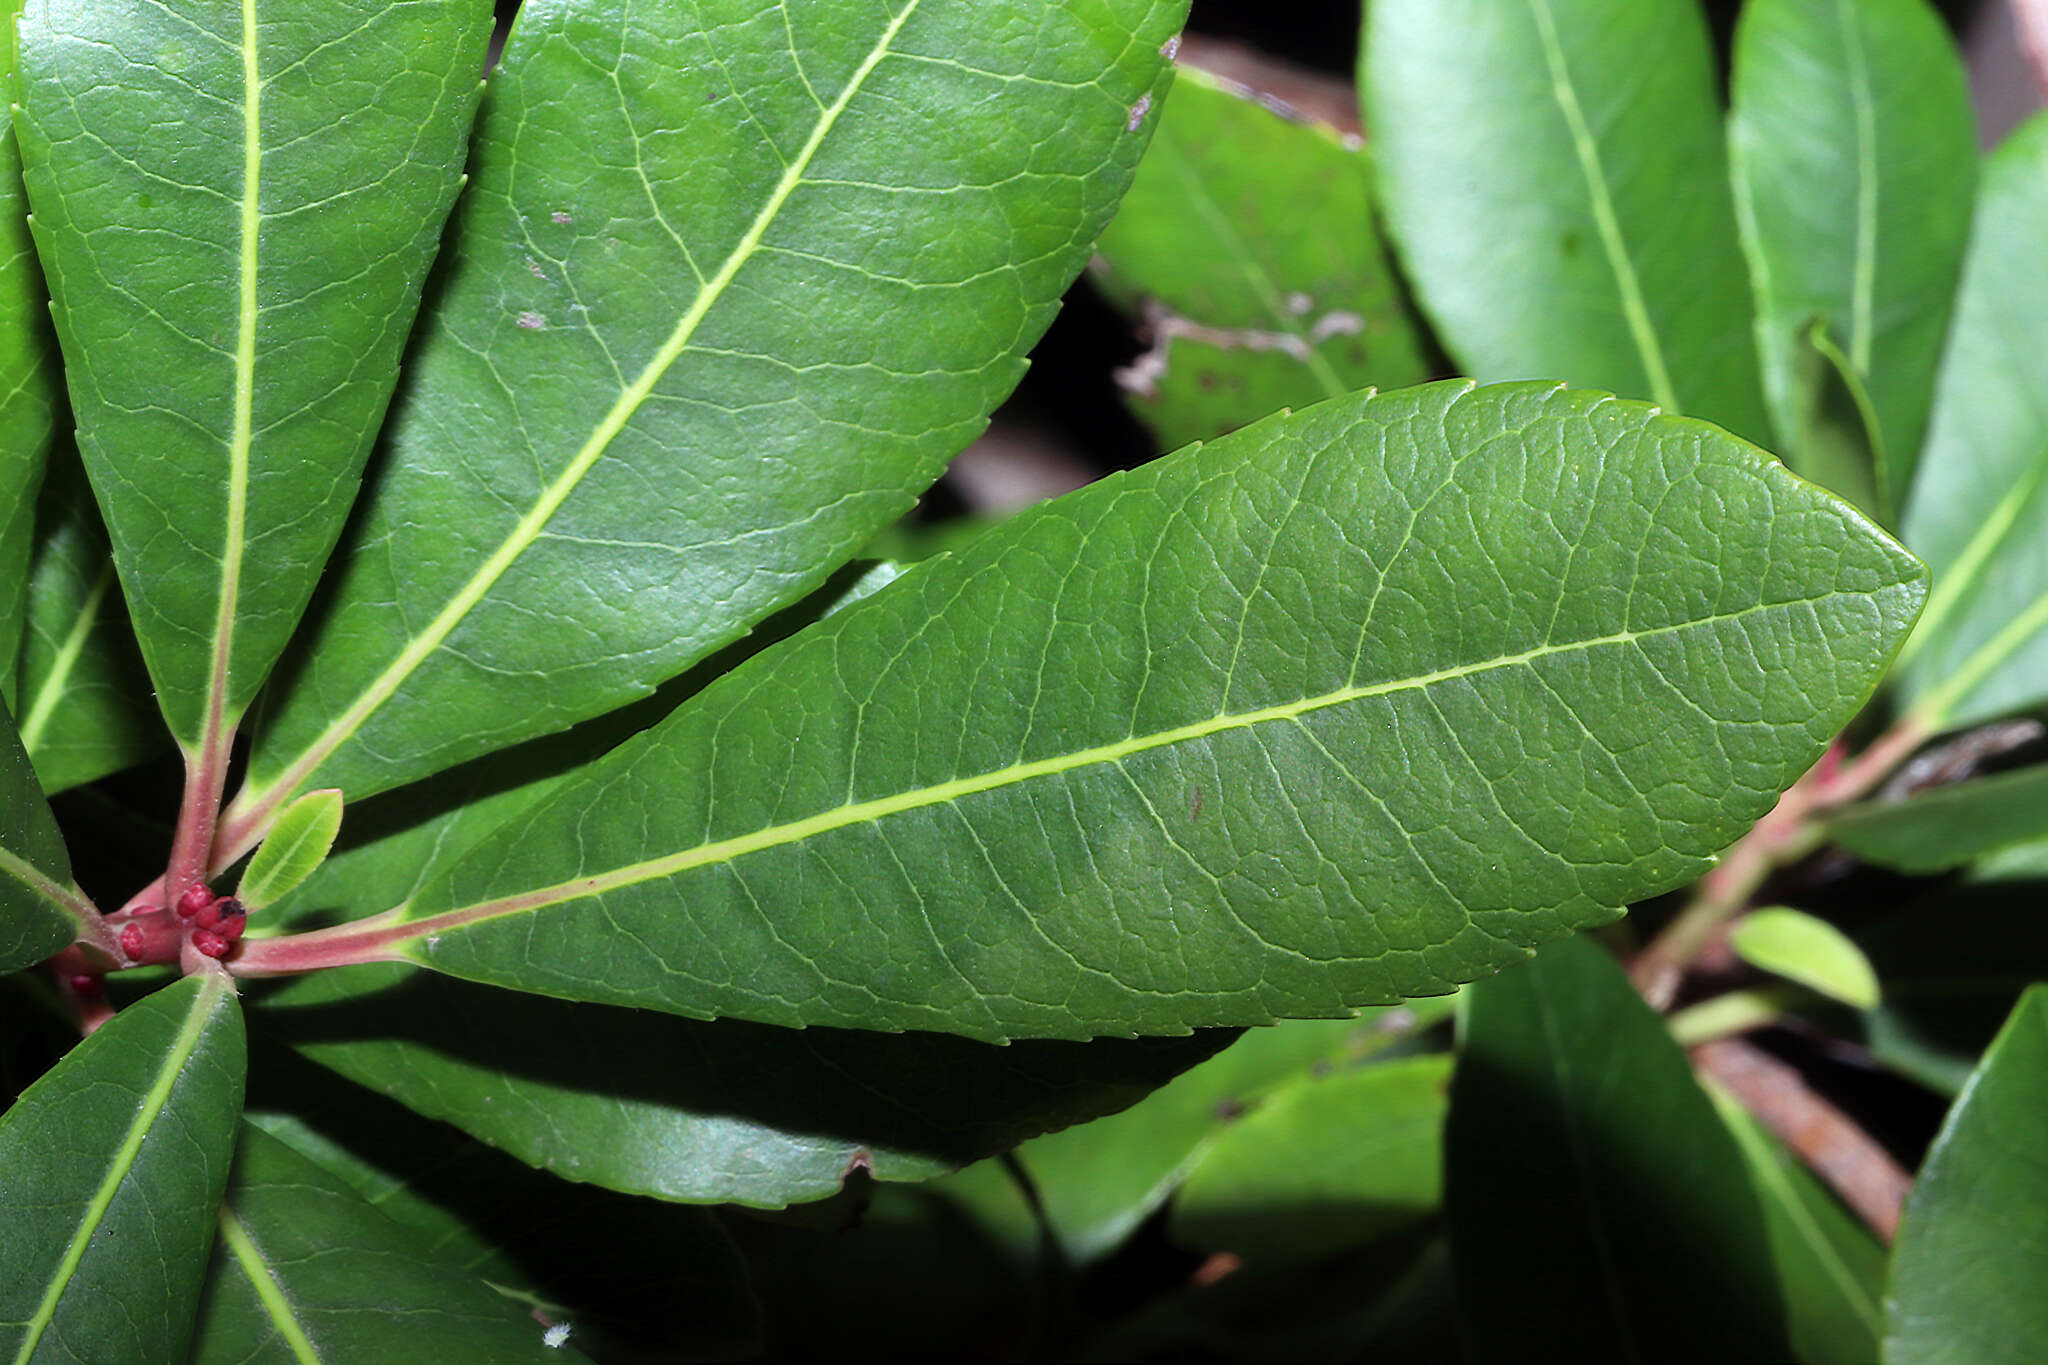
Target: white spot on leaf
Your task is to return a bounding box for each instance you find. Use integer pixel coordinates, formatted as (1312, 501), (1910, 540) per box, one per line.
(516, 311), (547, 331)
(1127, 94), (1152, 133)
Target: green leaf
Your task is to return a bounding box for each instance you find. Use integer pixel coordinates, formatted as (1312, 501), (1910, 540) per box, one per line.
(235, 789), (340, 912)
(0, 0), (57, 705)
(1729, 906), (1881, 1009)
(1885, 986), (2048, 1364)
(0, 697), (89, 969)
(0, 973), (245, 1365)
(13, 450), (168, 795)
(241, 1100), (764, 1363)
(1830, 763), (2048, 873)
(373, 380), (1922, 1041)
(1172, 1053), (1450, 1266)
(233, 0), (1185, 827)
(192, 1124), (588, 1365)
(1787, 321), (1891, 526)
(261, 965), (1225, 1209)
(1363, 0), (1768, 441)
(14, 0), (492, 746)
(1446, 935), (1787, 1362)
(1729, 0), (1976, 487)
(1009, 1006), (1451, 1262)
(1896, 114), (2048, 729)
(1713, 1093), (1884, 1365)
(1092, 65), (1430, 450)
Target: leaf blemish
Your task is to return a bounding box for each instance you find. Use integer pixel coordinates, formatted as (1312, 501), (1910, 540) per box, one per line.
(1126, 93), (1152, 133)
(515, 311), (546, 330)
(550, 209), (571, 225)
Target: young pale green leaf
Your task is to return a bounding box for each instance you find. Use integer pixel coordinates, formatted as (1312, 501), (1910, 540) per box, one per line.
(13, 0), (492, 747)
(233, 0), (1186, 832)
(1092, 65), (1430, 450)
(0, 973), (245, 1365)
(1008, 1006), (1451, 1262)
(235, 789), (340, 912)
(1830, 763), (2048, 873)
(1713, 1094), (1885, 1365)
(363, 380), (1924, 1042)
(0, 698), (90, 969)
(1897, 114), (2048, 729)
(1885, 986), (2048, 1364)
(1171, 1053), (1450, 1266)
(1729, 0), (1975, 488)
(14, 451), (167, 795)
(0, 0), (57, 703)
(191, 1124), (587, 1365)
(1446, 935), (1788, 1363)
(1364, 0), (1768, 442)
(1729, 906), (1880, 1009)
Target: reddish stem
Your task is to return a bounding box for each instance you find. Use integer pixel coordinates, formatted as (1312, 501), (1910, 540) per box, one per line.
(165, 729), (235, 915)
(1692, 1038), (1911, 1243)
(229, 910), (415, 976)
(1631, 716), (1929, 1009)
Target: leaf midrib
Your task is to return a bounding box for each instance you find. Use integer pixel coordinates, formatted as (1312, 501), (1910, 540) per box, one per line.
(11, 976), (225, 1365)
(1836, 0), (1878, 375)
(237, 0), (926, 821)
(218, 1202), (324, 1364)
(1527, 0), (1680, 414)
(17, 561), (114, 754)
(409, 589), (1870, 936)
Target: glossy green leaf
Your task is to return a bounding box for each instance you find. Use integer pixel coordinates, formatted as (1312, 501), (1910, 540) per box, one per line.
(1092, 65), (1430, 450)
(1729, 906), (1880, 1009)
(1885, 986), (2048, 1364)
(1787, 321), (1890, 525)
(0, 973), (245, 1365)
(1896, 114), (2048, 729)
(14, 0), (492, 745)
(235, 788), (340, 911)
(1729, 0), (1975, 487)
(0, 697), (88, 970)
(262, 964), (1224, 1209)
(0, 0), (57, 703)
(1364, 0), (1767, 441)
(233, 0), (1184, 829)
(1446, 935), (1787, 1362)
(371, 380), (1922, 1041)
(191, 1124), (586, 1365)
(1172, 1053), (1450, 1266)
(1009, 1005), (1451, 1262)
(1714, 1094), (1884, 1365)
(242, 1099), (764, 1364)
(13, 450), (168, 795)
(244, 635), (1222, 1208)
(1831, 763), (2048, 873)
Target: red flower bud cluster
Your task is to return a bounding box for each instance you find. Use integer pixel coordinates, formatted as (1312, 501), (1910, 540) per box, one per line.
(113, 884), (250, 965)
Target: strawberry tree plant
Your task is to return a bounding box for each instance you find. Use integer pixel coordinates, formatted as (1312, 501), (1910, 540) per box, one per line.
(0, 0), (2039, 1360)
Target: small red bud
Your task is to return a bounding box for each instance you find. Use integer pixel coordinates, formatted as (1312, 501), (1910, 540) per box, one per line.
(119, 922), (147, 959)
(215, 905), (247, 944)
(176, 883), (214, 918)
(191, 928), (231, 959)
(193, 899), (223, 929)
(69, 973), (101, 995)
